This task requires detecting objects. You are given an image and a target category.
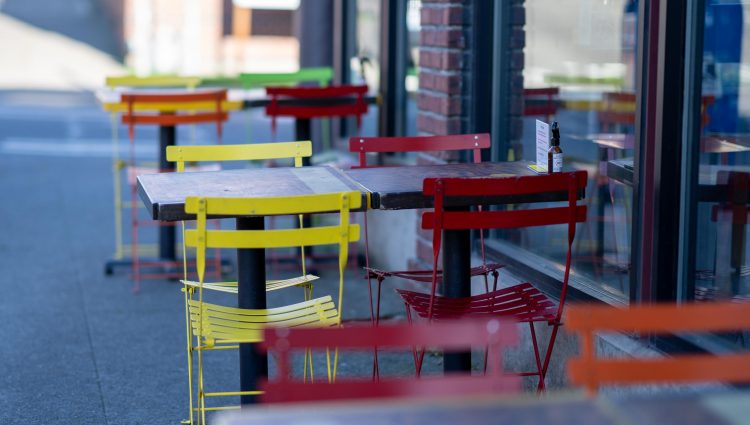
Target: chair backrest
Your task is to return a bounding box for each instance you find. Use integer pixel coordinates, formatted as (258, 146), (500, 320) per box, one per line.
(265, 85), (369, 133)
(422, 171), (588, 319)
(348, 133), (490, 168)
(597, 92), (636, 132)
(523, 87), (559, 120)
(105, 75), (202, 89)
(260, 318), (519, 403)
(184, 192), (361, 313)
(239, 67), (333, 89)
(598, 92), (714, 132)
(166, 141), (313, 172)
(567, 302), (750, 394)
(120, 89), (230, 140)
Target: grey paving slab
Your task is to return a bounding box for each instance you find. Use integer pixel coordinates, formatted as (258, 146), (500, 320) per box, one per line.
(0, 90), (418, 424)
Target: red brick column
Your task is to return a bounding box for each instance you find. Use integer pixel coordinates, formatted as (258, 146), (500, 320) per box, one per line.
(417, 0), (468, 140)
(410, 0), (472, 270)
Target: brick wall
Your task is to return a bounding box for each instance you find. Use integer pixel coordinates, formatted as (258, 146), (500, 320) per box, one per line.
(411, 0), (474, 270)
(410, 0), (526, 270)
(417, 0), (470, 140)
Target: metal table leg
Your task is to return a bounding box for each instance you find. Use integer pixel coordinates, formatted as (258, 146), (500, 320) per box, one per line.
(237, 216), (267, 405)
(442, 208), (472, 373)
(159, 125), (177, 261)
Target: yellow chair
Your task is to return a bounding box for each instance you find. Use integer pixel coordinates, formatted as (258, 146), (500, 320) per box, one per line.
(183, 191), (361, 424)
(101, 76), (243, 282)
(166, 141), (319, 297)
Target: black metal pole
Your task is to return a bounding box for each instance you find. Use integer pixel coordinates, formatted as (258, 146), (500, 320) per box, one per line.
(442, 207), (472, 372)
(237, 216), (267, 405)
(159, 125), (177, 261)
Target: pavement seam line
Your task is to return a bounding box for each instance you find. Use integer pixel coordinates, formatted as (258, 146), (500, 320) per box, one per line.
(63, 179), (111, 425)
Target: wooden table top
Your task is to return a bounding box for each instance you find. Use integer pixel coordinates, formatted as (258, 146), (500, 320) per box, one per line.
(137, 161), (585, 221)
(346, 161), (579, 210)
(214, 391), (748, 425)
(137, 165), (365, 221)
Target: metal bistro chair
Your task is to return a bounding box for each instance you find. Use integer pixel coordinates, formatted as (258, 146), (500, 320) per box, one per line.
(265, 84), (369, 151)
(182, 191), (361, 424)
(120, 89), (235, 291)
(397, 171), (588, 390)
(169, 141), (320, 424)
(265, 85), (369, 271)
(166, 141), (319, 297)
(260, 318), (519, 403)
(102, 76), (206, 277)
(567, 301), (750, 395)
(348, 134), (504, 377)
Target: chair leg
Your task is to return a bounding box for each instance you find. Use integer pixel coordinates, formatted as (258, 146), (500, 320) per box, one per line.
(197, 347), (206, 425)
(404, 304), (427, 377)
(492, 270), (500, 292)
(528, 321), (545, 391)
(370, 277), (385, 381)
(131, 209), (140, 294)
(184, 290), (195, 425)
(539, 322), (561, 390)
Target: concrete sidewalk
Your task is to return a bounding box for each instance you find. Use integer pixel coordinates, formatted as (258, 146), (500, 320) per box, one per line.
(0, 91), (432, 424)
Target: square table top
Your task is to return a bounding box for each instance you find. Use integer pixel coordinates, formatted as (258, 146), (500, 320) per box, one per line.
(137, 161), (583, 221)
(345, 161), (579, 210)
(137, 165), (365, 221)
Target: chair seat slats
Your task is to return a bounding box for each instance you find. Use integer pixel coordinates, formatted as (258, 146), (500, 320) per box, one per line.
(397, 283), (557, 323)
(181, 274), (318, 294)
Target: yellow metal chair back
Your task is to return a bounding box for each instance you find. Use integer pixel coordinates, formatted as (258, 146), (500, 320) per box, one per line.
(167, 141), (312, 172)
(186, 192), (360, 304)
(167, 141), (316, 290)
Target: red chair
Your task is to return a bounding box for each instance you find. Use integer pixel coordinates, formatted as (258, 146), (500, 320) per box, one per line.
(397, 171), (588, 390)
(260, 319), (519, 403)
(523, 87), (559, 122)
(266, 84), (369, 137)
(265, 85), (369, 272)
(349, 134), (504, 314)
(121, 89), (228, 292)
(348, 134), (504, 377)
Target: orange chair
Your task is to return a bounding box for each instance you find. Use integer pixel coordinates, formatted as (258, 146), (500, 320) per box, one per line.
(567, 301), (750, 395)
(260, 319), (519, 403)
(121, 89), (230, 291)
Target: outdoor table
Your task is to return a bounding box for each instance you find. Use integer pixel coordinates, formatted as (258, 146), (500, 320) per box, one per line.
(97, 87), (377, 274)
(213, 390), (750, 425)
(137, 160), (583, 404)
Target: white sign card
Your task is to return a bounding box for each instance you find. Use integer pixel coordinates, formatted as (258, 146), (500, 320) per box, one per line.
(534, 119), (550, 172)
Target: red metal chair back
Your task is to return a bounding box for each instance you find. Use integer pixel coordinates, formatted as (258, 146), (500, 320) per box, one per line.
(120, 89), (229, 140)
(422, 171), (588, 320)
(265, 85), (369, 134)
(260, 319), (519, 403)
(523, 87), (559, 121)
(348, 133), (490, 168)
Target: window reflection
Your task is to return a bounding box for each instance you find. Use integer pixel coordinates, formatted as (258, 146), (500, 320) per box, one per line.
(511, 0), (638, 299)
(689, 1), (750, 348)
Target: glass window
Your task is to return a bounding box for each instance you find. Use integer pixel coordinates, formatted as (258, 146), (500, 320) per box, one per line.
(685, 1), (750, 349)
(500, 0), (640, 301)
